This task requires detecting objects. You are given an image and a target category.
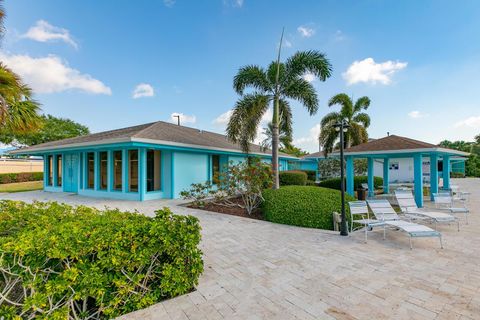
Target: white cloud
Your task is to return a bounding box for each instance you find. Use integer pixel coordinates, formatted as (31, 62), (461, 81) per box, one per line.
(223, 0), (244, 8)
(132, 83), (154, 99)
(297, 25), (315, 38)
(454, 116), (480, 128)
(302, 72), (315, 83)
(343, 57), (407, 85)
(22, 20), (78, 48)
(0, 52), (111, 95)
(408, 110), (429, 119)
(284, 39), (292, 48)
(334, 30), (345, 41)
(294, 124), (321, 152)
(163, 0), (176, 7)
(171, 112), (196, 125)
(213, 110), (234, 126)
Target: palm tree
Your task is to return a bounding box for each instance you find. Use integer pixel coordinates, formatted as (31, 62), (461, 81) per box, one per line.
(227, 34), (332, 188)
(260, 122), (292, 150)
(0, 3), (41, 133)
(319, 93), (371, 156)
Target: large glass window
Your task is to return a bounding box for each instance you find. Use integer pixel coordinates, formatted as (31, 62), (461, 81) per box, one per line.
(113, 151), (122, 191)
(47, 155), (53, 186)
(147, 149), (161, 192)
(100, 151), (108, 190)
(87, 152), (95, 189)
(129, 150), (138, 192)
(56, 155), (62, 187)
(212, 155), (220, 184)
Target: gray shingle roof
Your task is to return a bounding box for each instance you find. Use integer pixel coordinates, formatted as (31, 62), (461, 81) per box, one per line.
(11, 121), (296, 158)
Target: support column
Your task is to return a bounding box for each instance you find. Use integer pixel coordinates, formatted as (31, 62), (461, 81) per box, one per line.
(442, 155), (450, 191)
(367, 157), (374, 197)
(139, 148), (147, 201)
(383, 157), (390, 194)
(346, 156), (354, 196)
(107, 150), (113, 192)
(94, 151), (99, 190)
(122, 149), (128, 193)
(43, 154), (48, 187)
(413, 154), (424, 208)
(430, 153), (438, 201)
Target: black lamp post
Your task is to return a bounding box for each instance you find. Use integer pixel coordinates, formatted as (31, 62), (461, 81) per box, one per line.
(334, 120), (350, 236)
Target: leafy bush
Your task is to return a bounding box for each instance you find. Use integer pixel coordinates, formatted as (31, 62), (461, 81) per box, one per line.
(450, 172), (465, 178)
(262, 186), (355, 230)
(319, 175), (383, 190)
(180, 181), (214, 207)
(0, 200), (203, 319)
(301, 170), (316, 181)
(0, 172), (43, 184)
(279, 171), (307, 186)
(306, 180), (317, 186)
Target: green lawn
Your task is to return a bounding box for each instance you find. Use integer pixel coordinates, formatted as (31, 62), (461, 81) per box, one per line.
(0, 181), (43, 193)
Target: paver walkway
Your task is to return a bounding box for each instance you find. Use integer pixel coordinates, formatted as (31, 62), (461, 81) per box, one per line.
(1, 179), (479, 319)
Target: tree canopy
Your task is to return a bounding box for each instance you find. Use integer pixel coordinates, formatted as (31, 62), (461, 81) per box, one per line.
(0, 114), (90, 146)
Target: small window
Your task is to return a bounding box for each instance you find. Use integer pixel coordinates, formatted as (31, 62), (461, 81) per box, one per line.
(87, 152), (95, 189)
(129, 150), (138, 192)
(56, 155), (62, 186)
(47, 155), (53, 186)
(212, 155), (220, 184)
(99, 151), (108, 190)
(113, 151), (122, 191)
(147, 149), (161, 192)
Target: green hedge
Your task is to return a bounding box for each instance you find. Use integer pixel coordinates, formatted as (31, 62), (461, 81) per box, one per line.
(262, 186), (355, 230)
(302, 170), (316, 181)
(0, 200), (203, 319)
(0, 172), (43, 184)
(279, 171), (307, 186)
(319, 175), (383, 190)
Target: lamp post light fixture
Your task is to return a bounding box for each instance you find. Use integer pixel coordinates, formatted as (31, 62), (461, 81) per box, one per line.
(333, 120), (350, 236)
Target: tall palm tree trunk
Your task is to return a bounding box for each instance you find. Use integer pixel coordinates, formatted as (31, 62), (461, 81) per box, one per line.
(272, 96), (280, 189)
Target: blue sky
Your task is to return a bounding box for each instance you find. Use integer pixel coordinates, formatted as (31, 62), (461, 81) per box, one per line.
(2, 0), (480, 152)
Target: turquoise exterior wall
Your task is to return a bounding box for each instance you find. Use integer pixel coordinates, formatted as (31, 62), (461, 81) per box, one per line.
(37, 141), (295, 201)
(172, 151), (209, 199)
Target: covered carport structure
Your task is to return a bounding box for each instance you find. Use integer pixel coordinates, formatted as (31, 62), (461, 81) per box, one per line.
(337, 135), (469, 207)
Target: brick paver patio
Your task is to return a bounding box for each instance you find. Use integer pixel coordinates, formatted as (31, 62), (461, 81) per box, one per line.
(1, 179), (479, 320)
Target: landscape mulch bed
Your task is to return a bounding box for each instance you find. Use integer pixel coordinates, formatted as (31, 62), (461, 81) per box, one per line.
(187, 197), (264, 220)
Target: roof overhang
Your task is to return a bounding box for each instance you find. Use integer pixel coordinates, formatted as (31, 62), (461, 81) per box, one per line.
(332, 147), (470, 157)
(9, 137), (299, 160)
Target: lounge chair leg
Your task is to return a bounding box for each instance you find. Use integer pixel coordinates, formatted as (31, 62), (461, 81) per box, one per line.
(365, 226), (367, 243)
(439, 236), (443, 249)
(383, 225), (386, 240)
(409, 237), (413, 250)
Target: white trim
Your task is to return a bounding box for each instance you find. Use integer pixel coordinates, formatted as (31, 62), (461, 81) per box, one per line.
(10, 137), (299, 160)
(332, 147), (470, 157)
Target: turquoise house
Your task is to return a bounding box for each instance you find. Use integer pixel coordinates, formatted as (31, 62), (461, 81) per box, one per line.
(11, 121), (296, 200)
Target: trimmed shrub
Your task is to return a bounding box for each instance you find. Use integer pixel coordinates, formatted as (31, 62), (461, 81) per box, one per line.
(306, 180), (317, 186)
(451, 172), (465, 178)
(0, 172), (43, 184)
(279, 170), (307, 186)
(262, 186), (355, 230)
(319, 175), (383, 191)
(0, 200), (203, 319)
(302, 170), (316, 181)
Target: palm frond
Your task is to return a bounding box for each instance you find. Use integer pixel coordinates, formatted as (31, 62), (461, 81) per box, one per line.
(266, 61), (286, 88)
(319, 126), (338, 157)
(285, 50), (332, 81)
(3, 100), (42, 133)
(233, 65), (270, 95)
(353, 96), (371, 113)
(352, 112), (371, 128)
(226, 92), (271, 152)
(278, 98), (293, 139)
(348, 122), (368, 147)
(320, 111), (341, 128)
(282, 78), (318, 115)
(328, 93), (353, 118)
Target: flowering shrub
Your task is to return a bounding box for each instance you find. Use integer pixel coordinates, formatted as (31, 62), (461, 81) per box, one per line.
(0, 200), (203, 319)
(181, 157), (273, 215)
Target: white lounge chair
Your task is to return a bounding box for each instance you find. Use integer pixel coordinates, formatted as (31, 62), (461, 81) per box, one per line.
(366, 199), (443, 249)
(433, 193), (469, 224)
(348, 201), (386, 242)
(394, 190), (459, 231)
